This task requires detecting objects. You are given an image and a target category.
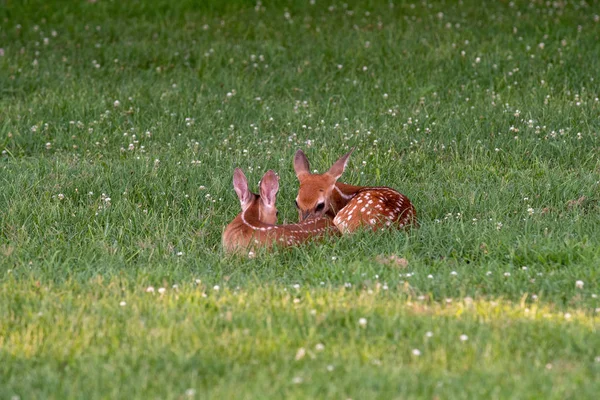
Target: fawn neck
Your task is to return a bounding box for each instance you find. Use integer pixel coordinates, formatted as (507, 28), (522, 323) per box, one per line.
(329, 182), (363, 216)
(239, 200), (274, 232)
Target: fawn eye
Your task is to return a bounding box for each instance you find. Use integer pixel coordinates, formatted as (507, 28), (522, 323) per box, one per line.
(315, 202), (325, 212)
(294, 200), (299, 209)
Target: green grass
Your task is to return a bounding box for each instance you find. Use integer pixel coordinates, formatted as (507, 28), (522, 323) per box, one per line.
(1, 0), (600, 398)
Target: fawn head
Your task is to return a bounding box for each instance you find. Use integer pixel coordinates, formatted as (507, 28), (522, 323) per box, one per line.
(293, 149), (353, 221)
(233, 168), (279, 225)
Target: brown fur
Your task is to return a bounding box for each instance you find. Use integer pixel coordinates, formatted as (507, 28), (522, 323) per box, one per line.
(223, 169), (339, 254)
(293, 149), (417, 233)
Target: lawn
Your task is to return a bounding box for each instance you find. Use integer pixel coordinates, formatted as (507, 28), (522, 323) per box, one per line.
(1, 0), (599, 398)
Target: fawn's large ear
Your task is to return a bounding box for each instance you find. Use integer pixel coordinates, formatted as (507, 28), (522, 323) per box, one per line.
(326, 148), (354, 181)
(259, 170), (279, 208)
(294, 149), (311, 178)
(233, 168), (253, 209)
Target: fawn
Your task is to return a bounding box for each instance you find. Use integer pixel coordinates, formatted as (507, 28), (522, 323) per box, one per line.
(293, 149), (417, 234)
(222, 168), (338, 254)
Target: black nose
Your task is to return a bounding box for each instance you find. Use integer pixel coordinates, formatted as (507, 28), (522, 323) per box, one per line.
(302, 211), (311, 220)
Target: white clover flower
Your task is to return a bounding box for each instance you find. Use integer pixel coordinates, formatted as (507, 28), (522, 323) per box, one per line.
(158, 287), (166, 294)
(575, 280), (584, 289)
(146, 286), (155, 293)
(412, 349), (421, 356)
(358, 318), (368, 327)
(315, 343), (325, 352)
(295, 347), (306, 360)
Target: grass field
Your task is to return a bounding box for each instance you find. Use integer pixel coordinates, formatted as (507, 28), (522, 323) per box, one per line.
(1, 0), (600, 398)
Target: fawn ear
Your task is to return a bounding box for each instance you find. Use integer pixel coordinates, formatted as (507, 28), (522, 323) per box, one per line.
(326, 148), (354, 180)
(259, 170), (279, 208)
(294, 149), (311, 178)
(233, 168), (253, 208)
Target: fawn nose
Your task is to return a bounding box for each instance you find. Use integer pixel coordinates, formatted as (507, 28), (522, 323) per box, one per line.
(301, 211), (312, 221)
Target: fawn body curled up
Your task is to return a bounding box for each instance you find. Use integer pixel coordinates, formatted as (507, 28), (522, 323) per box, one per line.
(293, 149), (417, 234)
(223, 168), (338, 254)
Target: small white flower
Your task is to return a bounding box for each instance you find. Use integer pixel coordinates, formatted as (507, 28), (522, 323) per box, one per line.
(57, 193), (65, 200)
(358, 318), (368, 327)
(295, 347), (306, 360)
(450, 271), (458, 276)
(146, 286), (155, 293)
(527, 207), (534, 215)
(504, 272), (511, 277)
(293, 284), (300, 289)
(213, 285), (220, 291)
(460, 334), (468, 342)
(315, 343), (325, 352)
(564, 313), (572, 319)
(575, 280), (584, 289)
(412, 349), (421, 356)
(425, 331), (433, 338)
(185, 388), (196, 397)
(326, 364), (335, 372)
(158, 287), (166, 294)
(486, 271), (492, 276)
(427, 274), (433, 279)
(292, 376), (303, 384)
(119, 301), (126, 307)
(113, 100), (121, 107)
